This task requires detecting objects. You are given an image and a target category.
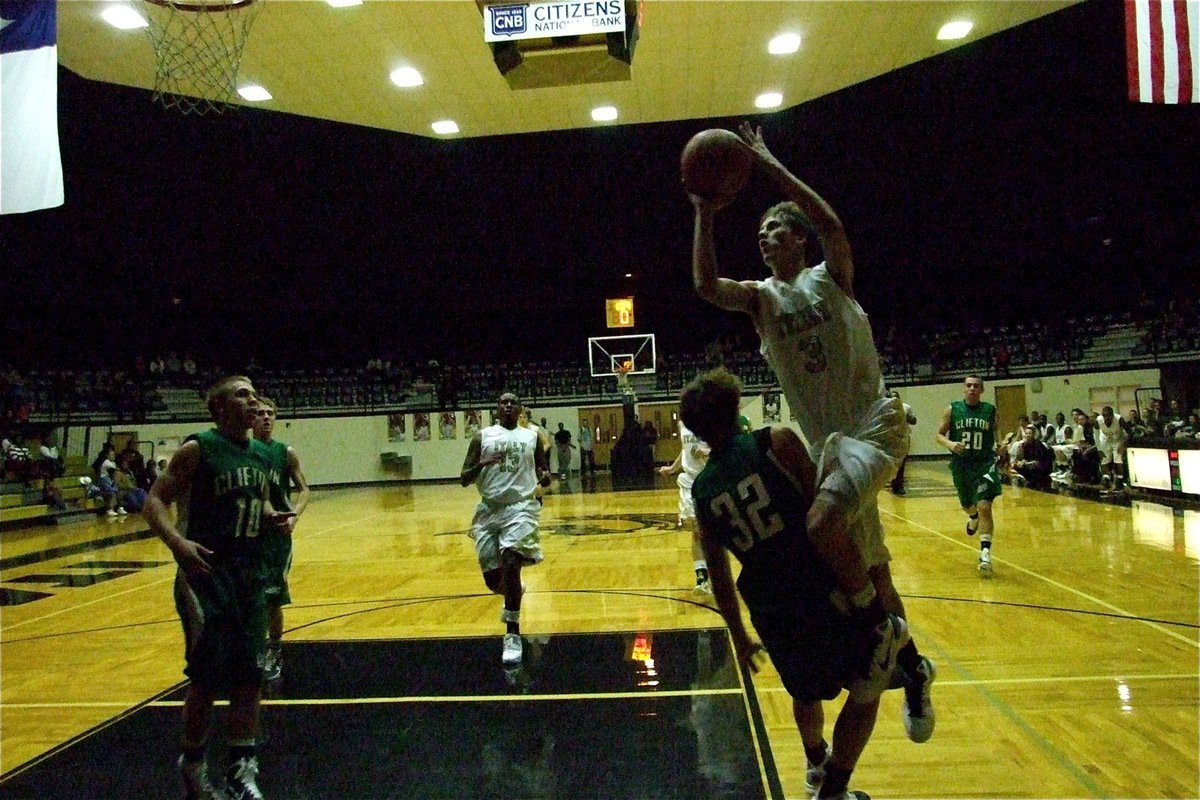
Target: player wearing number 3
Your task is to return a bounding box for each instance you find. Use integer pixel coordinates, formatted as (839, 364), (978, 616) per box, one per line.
(690, 122), (936, 745)
(936, 375), (1001, 577)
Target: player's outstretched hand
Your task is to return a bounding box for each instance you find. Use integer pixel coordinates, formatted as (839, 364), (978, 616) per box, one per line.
(737, 122), (774, 162)
(688, 192), (734, 213)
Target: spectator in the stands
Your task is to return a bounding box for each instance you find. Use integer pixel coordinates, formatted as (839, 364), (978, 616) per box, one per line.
(92, 442), (117, 479)
(165, 351), (182, 377)
(1125, 408), (1149, 438)
(149, 355), (166, 378)
(1163, 399), (1187, 436)
(1011, 426), (1054, 489)
(182, 354), (198, 381)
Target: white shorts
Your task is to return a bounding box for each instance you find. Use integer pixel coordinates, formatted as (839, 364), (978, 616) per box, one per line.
(677, 474), (696, 522)
(1097, 440), (1124, 466)
(470, 498), (543, 573)
(811, 395), (908, 567)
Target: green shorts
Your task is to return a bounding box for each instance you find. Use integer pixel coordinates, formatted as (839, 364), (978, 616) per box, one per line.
(174, 557), (267, 691)
(950, 460), (1003, 509)
(262, 532), (293, 607)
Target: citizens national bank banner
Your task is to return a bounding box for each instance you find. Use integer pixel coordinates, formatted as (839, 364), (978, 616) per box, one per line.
(483, 1), (626, 42)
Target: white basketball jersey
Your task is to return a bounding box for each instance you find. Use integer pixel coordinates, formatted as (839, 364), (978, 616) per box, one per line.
(1095, 414), (1126, 446)
(750, 263), (886, 445)
(477, 424), (538, 505)
(678, 422), (710, 488)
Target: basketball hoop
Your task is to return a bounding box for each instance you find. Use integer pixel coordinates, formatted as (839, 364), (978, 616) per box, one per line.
(614, 362), (634, 395)
(140, 0), (261, 115)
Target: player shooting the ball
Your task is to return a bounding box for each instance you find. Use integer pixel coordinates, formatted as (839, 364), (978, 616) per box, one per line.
(688, 122), (938, 750)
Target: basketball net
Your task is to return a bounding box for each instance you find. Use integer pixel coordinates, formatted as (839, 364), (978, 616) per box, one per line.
(140, 0), (261, 115)
(614, 362), (634, 396)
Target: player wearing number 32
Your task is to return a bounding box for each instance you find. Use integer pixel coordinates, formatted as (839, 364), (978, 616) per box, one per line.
(935, 375), (1001, 577)
(684, 368), (908, 800)
(144, 375), (295, 800)
(690, 122), (935, 744)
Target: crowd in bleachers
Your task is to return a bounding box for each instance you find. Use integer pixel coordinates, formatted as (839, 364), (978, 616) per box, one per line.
(995, 396), (1200, 495)
(3, 308), (1199, 427)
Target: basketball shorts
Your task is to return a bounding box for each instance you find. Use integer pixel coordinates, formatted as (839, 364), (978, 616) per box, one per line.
(471, 498), (543, 573)
(677, 473), (697, 522)
(1096, 439), (1123, 466)
(262, 532), (293, 607)
(174, 558), (267, 691)
(750, 605), (862, 704)
(811, 395), (909, 566)
(950, 460), (1003, 509)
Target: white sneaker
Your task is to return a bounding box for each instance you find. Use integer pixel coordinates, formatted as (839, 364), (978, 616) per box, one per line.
(902, 656), (936, 743)
(106, 509), (118, 517)
(804, 748), (829, 796)
(116, 507), (128, 515)
(225, 756), (263, 800)
(978, 548), (994, 577)
(502, 633), (523, 665)
(263, 646), (282, 682)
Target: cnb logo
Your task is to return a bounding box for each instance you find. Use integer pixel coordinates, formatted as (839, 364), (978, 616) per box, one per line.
(490, 3), (526, 37)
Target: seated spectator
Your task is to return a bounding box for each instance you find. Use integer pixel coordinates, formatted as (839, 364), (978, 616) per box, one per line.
(1125, 408), (1150, 439)
(92, 442), (116, 479)
(118, 440), (145, 476)
(1162, 399), (1186, 436)
(96, 467), (124, 516)
(138, 458), (160, 492)
(36, 434), (64, 479)
(1067, 409), (1101, 485)
(1011, 426), (1054, 489)
(114, 462), (146, 512)
(2, 430), (34, 485)
(1177, 412), (1199, 439)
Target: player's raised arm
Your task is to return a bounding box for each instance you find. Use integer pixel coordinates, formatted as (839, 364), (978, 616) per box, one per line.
(691, 193), (758, 313)
(737, 122), (855, 298)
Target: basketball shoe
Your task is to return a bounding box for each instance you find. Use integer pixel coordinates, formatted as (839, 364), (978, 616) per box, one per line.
(224, 756), (263, 800)
(263, 644), (282, 683)
(177, 754), (218, 800)
(502, 633), (523, 665)
(902, 656), (936, 743)
(978, 548), (993, 577)
(804, 748), (829, 796)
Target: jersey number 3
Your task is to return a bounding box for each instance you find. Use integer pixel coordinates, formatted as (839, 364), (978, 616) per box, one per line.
(709, 473), (784, 552)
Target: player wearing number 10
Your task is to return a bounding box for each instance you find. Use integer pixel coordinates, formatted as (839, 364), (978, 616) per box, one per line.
(936, 374), (1001, 577)
(145, 375), (293, 800)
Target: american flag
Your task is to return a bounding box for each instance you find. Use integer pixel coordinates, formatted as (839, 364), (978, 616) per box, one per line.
(1126, 0), (1200, 103)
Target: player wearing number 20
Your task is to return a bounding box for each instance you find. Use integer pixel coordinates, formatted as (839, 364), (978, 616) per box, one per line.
(936, 374), (1001, 577)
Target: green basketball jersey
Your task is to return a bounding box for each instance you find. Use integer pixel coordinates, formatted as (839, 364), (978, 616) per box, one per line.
(948, 399), (997, 468)
(180, 430), (271, 558)
(692, 429), (838, 615)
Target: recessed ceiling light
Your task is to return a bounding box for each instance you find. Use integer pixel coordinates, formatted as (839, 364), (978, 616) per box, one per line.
(326, 0), (363, 7)
(390, 67), (424, 88)
(238, 85), (272, 102)
(591, 106), (618, 122)
(755, 92), (783, 109)
(937, 20), (973, 40)
(768, 33), (801, 55)
(101, 5), (148, 29)
(432, 120), (460, 135)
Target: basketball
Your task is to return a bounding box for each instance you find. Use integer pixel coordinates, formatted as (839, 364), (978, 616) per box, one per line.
(680, 128), (753, 200)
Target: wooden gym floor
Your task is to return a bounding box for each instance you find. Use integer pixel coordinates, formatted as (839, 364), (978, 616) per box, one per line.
(1, 461), (1197, 799)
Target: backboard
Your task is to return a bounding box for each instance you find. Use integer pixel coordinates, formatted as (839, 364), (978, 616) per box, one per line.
(588, 333), (656, 377)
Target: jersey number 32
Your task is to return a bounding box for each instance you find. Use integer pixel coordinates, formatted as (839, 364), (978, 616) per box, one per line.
(709, 473), (784, 553)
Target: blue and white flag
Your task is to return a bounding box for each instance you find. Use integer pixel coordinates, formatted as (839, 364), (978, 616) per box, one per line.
(1, 0), (64, 214)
